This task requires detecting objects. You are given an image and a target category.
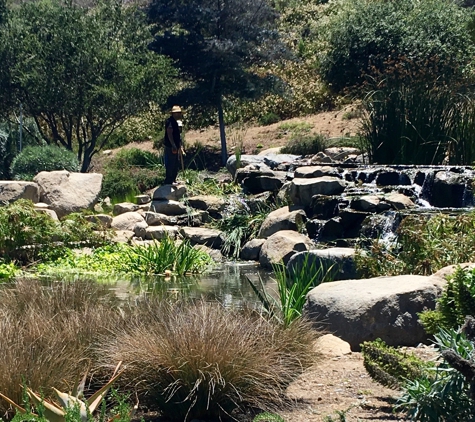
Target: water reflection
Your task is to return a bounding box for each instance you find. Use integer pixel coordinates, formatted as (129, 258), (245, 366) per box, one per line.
(38, 263), (278, 309)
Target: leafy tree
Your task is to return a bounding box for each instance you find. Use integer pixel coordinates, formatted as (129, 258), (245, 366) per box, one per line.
(147, 0), (286, 165)
(3, 0), (176, 172)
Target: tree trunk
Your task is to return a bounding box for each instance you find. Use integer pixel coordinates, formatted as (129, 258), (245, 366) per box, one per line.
(217, 99), (227, 166)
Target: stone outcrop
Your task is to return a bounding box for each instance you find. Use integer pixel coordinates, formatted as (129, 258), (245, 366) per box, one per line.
(0, 181), (39, 204)
(33, 171), (102, 218)
(179, 227), (224, 249)
(258, 205), (306, 239)
(289, 177), (346, 206)
(287, 247), (357, 281)
(303, 275), (443, 351)
(259, 230), (313, 268)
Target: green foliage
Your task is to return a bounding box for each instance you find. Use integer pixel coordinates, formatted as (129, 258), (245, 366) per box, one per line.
(355, 213), (475, 278)
(37, 238), (212, 277)
(215, 200), (273, 259)
(360, 85), (475, 165)
(420, 266), (475, 334)
(253, 412), (285, 422)
(258, 113), (281, 126)
(4, 0), (175, 172)
(320, 0), (474, 93)
(247, 255), (333, 327)
(10, 144), (80, 181)
(361, 338), (430, 389)
(180, 169), (241, 197)
(0, 200), (110, 264)
(280, 133), (327, 156)
(100, 148), (165, 201)
(0, 262), (18, 281)
(97, 299), (318, 421)
(124, 237), (212, 275)
(396, 328), (474, 421)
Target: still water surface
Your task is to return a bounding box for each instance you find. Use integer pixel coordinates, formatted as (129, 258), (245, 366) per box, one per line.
(106, 263), (278, 308)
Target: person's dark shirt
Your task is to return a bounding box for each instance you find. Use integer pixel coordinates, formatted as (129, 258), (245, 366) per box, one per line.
(163, 116), (181, 148)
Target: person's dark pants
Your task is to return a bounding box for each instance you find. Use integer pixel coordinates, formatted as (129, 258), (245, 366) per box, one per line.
(164, 146), (179, 184)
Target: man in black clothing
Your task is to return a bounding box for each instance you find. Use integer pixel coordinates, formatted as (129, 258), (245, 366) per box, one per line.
(163, 105), (184, 185)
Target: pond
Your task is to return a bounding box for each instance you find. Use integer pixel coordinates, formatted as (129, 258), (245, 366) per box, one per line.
(40, 263), (278, 309)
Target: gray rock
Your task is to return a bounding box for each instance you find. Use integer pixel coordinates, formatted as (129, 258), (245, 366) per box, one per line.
(152, 185), (187, 201)
(240, 238), (266, 261)
(33, 170), (102, 218)
(179, 227), (224, 249)
(294, 166), (341, 179)
(0, 181), (39, 204)
(384, 192), (415, 210)
(84, 214), (113, 228)
(111, 212), (145, 231)
(287, 248), (357, 281)
(141, 211), (177, 226)
(113, 202), (140, 216)
(133, 221), (149, 238)
(145, 225), (179, 240)
(289, 177), (346, 206)
(150, 200), (187, 215)
(226, 154), (298, 178)
(259, 230), (313, 269)
(186, 195), (227, 215)
(303, 275), (443, 351)
(258, 205), (306, 239)
(324, 147), (361, 162)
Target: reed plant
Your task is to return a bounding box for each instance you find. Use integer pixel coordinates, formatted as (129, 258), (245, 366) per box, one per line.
(96, 299), (318, 421)
(248, 255), (333, 327)
(0, 279), (122, 417)
(360, 84), (475, 165)
(124, 237), (212, 275)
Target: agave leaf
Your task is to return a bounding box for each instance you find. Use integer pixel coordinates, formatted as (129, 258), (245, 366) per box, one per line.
(52, 388), (88, 421)
(27, 389), (66, 422)
(0, 392), (28, 414)
(72, 366), (89, 399)
(86, 362), (123, 413)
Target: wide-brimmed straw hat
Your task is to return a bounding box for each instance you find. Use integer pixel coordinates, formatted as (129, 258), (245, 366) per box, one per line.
(171, 105), (182, 113)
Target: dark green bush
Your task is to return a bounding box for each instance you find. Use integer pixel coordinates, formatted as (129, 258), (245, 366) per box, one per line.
(280, 133), (326, 156)
(100, 148), (164, 200)
(258, 112), (281, 126)
(320, 0), (474, 93)
(355, 213), (475, 277)
(0, 199), (110, 264)
(420, 266), (475, 334)
(361, 338), (430, 389)
(10, 144), (79, 180)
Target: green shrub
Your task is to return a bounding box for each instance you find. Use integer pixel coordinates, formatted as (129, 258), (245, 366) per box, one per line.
(0, 200), (110, 264)
(0, 262), (18, 281)
(97, 299), (318, 421)
(355, 213), (475, 278)
(361, 338), (430, 389)
(280, 133), (326, 156)
(258, 112), (281, 126)
(419, 266), (475, 334)
(10, 144), (79, 180)
(320, 0), (474, 93)
(396, 327), (474, 421)
(100, 148), (164, 200)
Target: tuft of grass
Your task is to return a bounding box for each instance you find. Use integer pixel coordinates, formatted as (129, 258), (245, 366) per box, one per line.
(0, 279), (122, 417)
(280, 133), (327, 156)
(96, 299), (319, 421)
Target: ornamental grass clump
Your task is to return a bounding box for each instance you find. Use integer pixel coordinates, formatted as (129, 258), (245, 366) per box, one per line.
(0, 279), (122, 417)
(97, 299), (319, 421)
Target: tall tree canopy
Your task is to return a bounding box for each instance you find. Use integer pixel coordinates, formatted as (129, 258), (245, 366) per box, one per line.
(147, 0), (286, 165)
(2, 0), (176, 172)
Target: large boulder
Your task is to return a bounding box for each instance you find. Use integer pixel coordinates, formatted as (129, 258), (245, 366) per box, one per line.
(258, 205), (306, 239)
(303, 275), (443, 351)
(240, 238), (266, 261)
(152, 184), (187, 201)
(430, 171), (473, 208)
(33, 171), (102, 218)
(111, 211), (145, 231)
(150, 200), (187, 215)
(187, 195), (227, 216)
(294, 166), (341, 179)
(259, 230), (313, 269)
(179, 227), (224, 249)
(0, 181), (39, 204)
(287, 248), (357, 281)
(226, 153), (298, 178)
(289, 177), (346, 206)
